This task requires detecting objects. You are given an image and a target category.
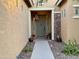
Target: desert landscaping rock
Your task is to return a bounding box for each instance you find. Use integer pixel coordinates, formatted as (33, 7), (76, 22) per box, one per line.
(48, 40), (79, 59)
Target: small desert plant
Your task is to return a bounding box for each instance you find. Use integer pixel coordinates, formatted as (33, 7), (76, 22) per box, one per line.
(23, 47), (32, 53)
(63, 40), (79, 56)
(23, 42), (33, 53)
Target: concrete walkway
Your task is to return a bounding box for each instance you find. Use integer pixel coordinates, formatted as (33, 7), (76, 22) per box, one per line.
(31, 40), (55, 59)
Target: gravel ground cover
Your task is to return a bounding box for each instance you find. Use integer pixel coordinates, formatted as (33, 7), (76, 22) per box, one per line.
(17, 41), (35, 59)
(48, 40), (79, 59)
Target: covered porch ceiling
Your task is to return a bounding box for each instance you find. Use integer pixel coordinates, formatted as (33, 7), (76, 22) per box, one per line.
(31, 11), (51, 15)
(55, 0), (67, 7)
(24, 0), (32, 7)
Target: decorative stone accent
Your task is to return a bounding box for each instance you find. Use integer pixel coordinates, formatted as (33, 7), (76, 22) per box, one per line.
(54, 13), (62, 42)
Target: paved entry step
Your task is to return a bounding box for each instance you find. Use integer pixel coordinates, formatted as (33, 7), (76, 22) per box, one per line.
(31, 40), (55, 59)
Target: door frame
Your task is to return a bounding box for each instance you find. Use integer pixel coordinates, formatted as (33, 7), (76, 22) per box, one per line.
(29, 7), (55, 40)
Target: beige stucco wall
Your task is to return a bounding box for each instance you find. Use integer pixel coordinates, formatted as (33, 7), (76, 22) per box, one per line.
(59, 0), (79, 43)
(60, 0), (70, 42)
(0, 0), (29, 59)
(68, 0), (79, 43)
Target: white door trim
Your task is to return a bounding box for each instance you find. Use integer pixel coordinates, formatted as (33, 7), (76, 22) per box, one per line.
(29, 7), (55, 40)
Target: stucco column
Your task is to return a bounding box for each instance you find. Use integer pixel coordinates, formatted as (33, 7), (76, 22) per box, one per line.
(29, 11), (31, 38)
(51, 10), (54, 40)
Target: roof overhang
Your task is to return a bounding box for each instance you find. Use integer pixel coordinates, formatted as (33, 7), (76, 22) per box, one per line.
(55, 0), (67, 7)
(24, 0), (32, 7)
(56, 0), (62, 6)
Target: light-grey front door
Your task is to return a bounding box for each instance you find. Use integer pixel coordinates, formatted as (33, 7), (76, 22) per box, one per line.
(36, 15), (46, 37)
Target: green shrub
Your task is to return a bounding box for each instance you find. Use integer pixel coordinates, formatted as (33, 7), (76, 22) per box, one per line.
(63, 40), (79, 56)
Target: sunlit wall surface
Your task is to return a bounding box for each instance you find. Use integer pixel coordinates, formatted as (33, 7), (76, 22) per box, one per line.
(0, 0), (29, 59)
